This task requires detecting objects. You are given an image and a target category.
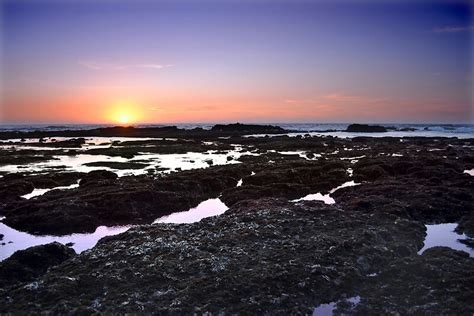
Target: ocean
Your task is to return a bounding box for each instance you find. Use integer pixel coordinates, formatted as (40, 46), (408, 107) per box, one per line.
(1, 123), (473, 138)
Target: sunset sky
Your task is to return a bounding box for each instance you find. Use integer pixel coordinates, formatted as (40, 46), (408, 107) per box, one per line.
(1, 0), (473, 124)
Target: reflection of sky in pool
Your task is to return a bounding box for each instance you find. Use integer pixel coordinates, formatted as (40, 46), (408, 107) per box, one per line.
(0, 198), (228, 261)
(0, 154), (128, 175)
(0, 223), (131, 261)
(0, 137), (247, 260)
(313, 296), (361, 316)
(22, 181), (80, 199)
(154, 198), (228, 224)
(292, 181), (359, 205)
(418, 223), (473, 257)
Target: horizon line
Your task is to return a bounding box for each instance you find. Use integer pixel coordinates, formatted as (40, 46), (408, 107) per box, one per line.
(1, 121), (473, 126)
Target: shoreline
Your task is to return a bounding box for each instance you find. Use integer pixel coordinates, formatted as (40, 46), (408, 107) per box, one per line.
(1, 123), (473, 140)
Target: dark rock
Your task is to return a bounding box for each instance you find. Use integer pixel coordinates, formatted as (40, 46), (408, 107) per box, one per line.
(84, 138), (215, 158)
(33, 138), (86, 148)
(458, 238), (474, 249)
(221, 160), (350, 206)
(0, 172), (83, 208)
(79, 170), (118, 187)
(222, 183), (310, 205)
(354, 164), (388, 181)
(332, 178), (473, 224)
(0, 124), (292, 141)
(0, 180), (34, 203)
(0, 150), (56, 166)
(0, 242), (75, 288)
(456, 212), (474, 238)
(211, 123), (286, 134)
(2, 165), (248, 235)
(27, 172), (83, 188)
(354, 247), (474, 315)
(346, 124), (387, 133)
(0, 199), (424, 314)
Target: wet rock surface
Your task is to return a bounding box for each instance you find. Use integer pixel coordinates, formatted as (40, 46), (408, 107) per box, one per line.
(456, 212), (474, 240)
(78, 170), (118, 187)
(221, 160), (350, 206)
(333, 156), (474, 224)
(0, 172), (83, 210)
(0, 150), (57, 166)
(1, 132), (473, 236)
(1, 166), (248, 235)
(0, 199), (426, 314)
(354, 247), (474, 315)
(83, 138), (218, 158)
(0, 242), (76, 288)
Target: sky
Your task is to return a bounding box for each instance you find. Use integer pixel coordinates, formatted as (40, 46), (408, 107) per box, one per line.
(0, 0), (473, 124)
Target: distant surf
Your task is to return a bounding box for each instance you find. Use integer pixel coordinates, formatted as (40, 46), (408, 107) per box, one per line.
(1, 123), (473, 137)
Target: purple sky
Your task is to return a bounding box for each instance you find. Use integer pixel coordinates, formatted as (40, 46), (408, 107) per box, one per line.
(1, 0), (473, 124)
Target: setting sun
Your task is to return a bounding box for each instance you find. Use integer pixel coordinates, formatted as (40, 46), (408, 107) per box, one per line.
(118, 113), (131, 125)
(108, 100), (143, 125)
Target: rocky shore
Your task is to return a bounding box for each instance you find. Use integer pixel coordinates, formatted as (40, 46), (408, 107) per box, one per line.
(0, 124), (473, 313)
(1, 200), (472, 314)
(0, 123), (290, 141)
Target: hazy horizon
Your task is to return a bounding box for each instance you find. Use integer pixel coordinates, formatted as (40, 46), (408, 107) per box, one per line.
(1, 121), (474, 127)
(1, 0), (473, 124)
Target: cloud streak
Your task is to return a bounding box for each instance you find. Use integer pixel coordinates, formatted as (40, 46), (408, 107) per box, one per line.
(148, 104), (219, 113)
(285, 93), (388, 105)
(284, 99), (316, 104)
(433, 25), (474, 33)
(79, 61), (173, 70)
(323, 93), (363, 102)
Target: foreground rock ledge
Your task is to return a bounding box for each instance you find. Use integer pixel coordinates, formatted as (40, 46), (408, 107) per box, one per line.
(0, 242), (76, 288)
(0, 198), (432, 314)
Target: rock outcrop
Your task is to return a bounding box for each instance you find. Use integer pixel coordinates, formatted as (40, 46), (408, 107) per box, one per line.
(346, 124), (387, 133)
(0, 242), (75, 288)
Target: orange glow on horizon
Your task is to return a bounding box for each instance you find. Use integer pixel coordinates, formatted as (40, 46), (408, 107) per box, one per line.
(2, 92), (471, 124)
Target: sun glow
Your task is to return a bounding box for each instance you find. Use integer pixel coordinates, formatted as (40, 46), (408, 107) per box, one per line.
(108, 100), (142, 125)
(117, 113), (131, 124)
